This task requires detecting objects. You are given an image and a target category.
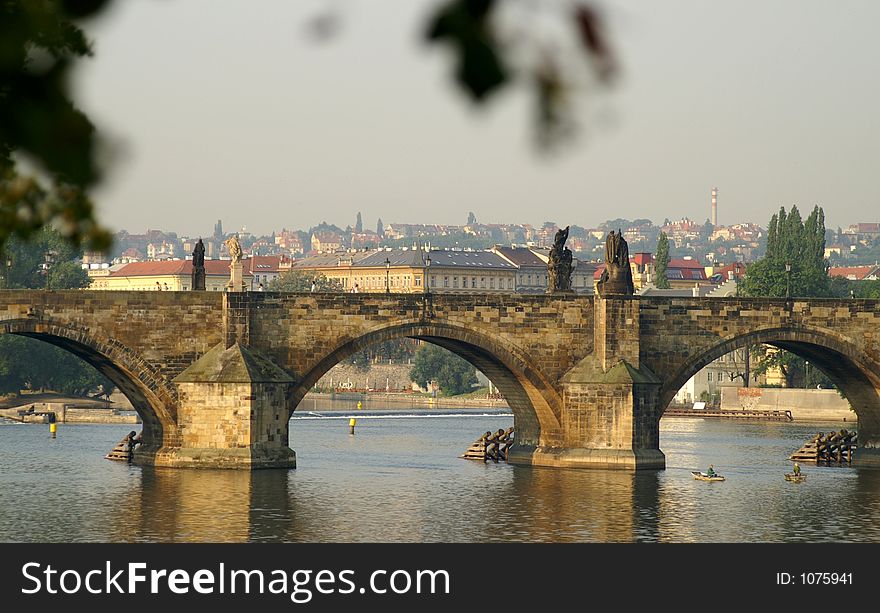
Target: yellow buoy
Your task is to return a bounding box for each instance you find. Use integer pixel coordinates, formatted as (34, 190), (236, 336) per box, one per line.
(357, 401), (362, 410)
(349, 418), (356, 435)
(49, 422), (57, 439)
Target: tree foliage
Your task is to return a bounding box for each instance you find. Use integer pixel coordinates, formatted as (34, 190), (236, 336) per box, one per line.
(0, 339), (109, 397)
(410, 343), (478, 396)
(268, 270), (341, 292)
(654, 231), (670, 289)
(738, 205), (833, 388)
(740, 205), (829, 298)
(749, 346), (834, 390)
(0, 1), (113, 253)
(830, 277), (880, 300)
(344, 339), (417, 372)
(0, 335), (113, 397)
(2, 227), (89, 289)
(0, 226), (97, 395)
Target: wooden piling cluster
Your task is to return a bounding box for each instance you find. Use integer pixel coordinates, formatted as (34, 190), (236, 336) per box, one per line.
(460, 427), (514, 463)
(105, 431), (142, 462)
(789, 429), (857, 465)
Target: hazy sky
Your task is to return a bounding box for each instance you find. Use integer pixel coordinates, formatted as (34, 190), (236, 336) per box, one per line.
(74, 0), (880, 238)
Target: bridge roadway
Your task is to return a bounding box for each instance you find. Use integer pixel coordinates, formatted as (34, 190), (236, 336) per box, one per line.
(2, 290), (879, 470)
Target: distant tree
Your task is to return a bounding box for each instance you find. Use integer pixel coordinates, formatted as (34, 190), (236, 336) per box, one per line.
(410, 344), (478, 396)
(345, 349), (371, 372)
(4, 228), (89, 289)
(701, 219), (714, 241)
(344, 339), (417, 371)
(355, 212), (363, 233)
(568, 225), (588, 239)
(654, 232), (670, 289)
(750, 346), (833, 390)
(376, 218), (384, 238)
(310, 222), (347, 236)
(269, 271), (341, 292)
(830, 277), (880, 300)
(600, 218), (632, 232)
(740, 205), (833, 390)
(467, 212), (477, 225)
(0, 336), (112, 396)
(740, 205), (829, 298)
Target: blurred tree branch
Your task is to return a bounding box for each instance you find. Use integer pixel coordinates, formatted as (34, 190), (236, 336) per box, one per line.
(1, 0), (113, 252)
(2, 0), (615, 253)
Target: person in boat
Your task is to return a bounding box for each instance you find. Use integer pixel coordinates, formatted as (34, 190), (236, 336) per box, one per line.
(793, 462), (801, 476)
(706, 464), (717, 477)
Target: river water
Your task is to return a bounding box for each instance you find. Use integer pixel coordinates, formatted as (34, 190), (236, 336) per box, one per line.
(1, 410), (877, 543)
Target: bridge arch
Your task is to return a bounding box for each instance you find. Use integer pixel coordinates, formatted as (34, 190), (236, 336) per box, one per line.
(0, 318), (179, 449)
(291, 320), (564, 448)
(658, 326), (880, 438)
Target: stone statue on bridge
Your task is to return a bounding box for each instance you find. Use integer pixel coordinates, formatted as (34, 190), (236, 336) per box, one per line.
(547, 226), (574, 293)
(225, 234), (242, 264)
(191, 238), (206, 291)
(596, 229), (634, 296)
(225, 234), (246, 291)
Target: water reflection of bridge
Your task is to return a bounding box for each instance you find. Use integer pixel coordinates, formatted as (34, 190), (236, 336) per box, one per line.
(3, 290), (880, 470)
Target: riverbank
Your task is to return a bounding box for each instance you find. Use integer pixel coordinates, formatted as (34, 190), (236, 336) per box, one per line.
(721, 387), (855, 423)
(301, 391), (509, 410)
(0, 392), (140, 424)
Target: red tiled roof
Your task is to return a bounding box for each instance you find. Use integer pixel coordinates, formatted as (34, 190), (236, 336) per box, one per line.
(829, 265), (880, 280)
(243, 255), (290, 274)
(109, 259), (252, 277)
(631, 253), (654, 265)
(668, 258), (704, 269)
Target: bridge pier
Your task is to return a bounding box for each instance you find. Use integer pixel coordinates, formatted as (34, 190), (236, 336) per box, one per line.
(510, 297), (665, 470)
(513, 360), (665, 470)
(138, 342), (297, 469)
(853, 424), (880, 468)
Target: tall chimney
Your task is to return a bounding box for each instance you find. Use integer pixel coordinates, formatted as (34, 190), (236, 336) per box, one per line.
(711, 187), (718, 226)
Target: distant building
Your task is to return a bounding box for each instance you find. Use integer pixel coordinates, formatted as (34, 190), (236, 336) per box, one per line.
(666, 257), (710, 287)
(287, 247), (520, 294)
(843, 223), (880, 244)
(492, 246), (548, 293)
(89, 260), (252, 291)
(502, 246), (596, 294)
(424, 249), (517, 293)
(310, 232), (344, 253)
(828, 265), (880, 281)
(243, 255), (292, 290)
(705, 261), (746, 284)
(673, 349), (757, 405)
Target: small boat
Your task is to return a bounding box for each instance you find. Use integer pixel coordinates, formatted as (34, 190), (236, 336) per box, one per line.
(692, 471), (725, 482)
(784, 473), (806, 483)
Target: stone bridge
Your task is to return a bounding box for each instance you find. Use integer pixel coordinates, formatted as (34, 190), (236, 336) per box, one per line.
(2, 290), (879, 470)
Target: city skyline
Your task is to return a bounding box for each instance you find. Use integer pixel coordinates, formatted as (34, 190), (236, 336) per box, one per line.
(74, 1), (880, 237)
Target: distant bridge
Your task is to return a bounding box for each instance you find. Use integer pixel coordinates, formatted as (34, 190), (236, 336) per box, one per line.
(2, 290), (878, 469)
